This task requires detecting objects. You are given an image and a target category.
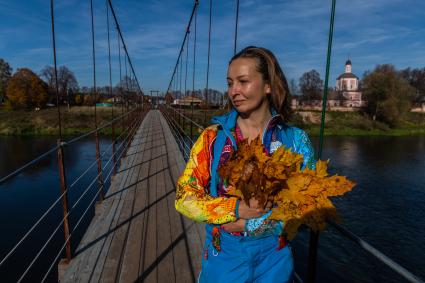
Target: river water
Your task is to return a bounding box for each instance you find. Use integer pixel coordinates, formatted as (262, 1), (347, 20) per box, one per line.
(0, 135), (424, 282)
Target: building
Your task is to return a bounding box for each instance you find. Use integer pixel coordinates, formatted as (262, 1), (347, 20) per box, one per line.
(172, 95), (203, 107)
(335, 59), (366, 108)
(291, 59), (367, 111)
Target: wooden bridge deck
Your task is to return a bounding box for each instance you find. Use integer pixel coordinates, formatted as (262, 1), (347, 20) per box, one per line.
(60, 110), (205, 283)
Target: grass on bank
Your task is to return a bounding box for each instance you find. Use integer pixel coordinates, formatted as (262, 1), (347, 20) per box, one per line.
(177, 108), (425, 137)
(0, 106), (128, 136)
(0, 106), (424, 136)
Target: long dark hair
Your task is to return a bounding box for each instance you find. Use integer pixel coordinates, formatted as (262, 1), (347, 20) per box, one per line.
(229, 46), (291, 122)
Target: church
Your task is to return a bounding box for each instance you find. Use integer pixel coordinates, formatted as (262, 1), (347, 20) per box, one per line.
(291, 59), (367, 111)
(333, 59), (366, 108)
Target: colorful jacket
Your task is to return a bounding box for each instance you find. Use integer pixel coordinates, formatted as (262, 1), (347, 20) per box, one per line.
(175, 108), (316, 235)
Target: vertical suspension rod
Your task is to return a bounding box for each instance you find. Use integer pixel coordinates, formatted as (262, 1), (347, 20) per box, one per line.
(307, 1), (337, 283)
(90, 0), (105, 201)
(106, 0), (117, 175)
(50, 0), (71, 262)
(190, 7), (197, 142)
(233, 0), (240, 55)
(204, 0), (213, 125)
(50, 0), (63, 140)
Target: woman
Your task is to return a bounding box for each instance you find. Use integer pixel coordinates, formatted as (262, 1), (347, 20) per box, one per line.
(175, 46), (315, 283)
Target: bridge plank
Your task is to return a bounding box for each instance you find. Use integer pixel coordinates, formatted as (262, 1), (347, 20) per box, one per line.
(60, 110), (205, 283)
(117, 134), (151, 282)
(140, 131), (159, 283)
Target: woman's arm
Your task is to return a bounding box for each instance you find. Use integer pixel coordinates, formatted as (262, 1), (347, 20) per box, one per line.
(175, 127), (239, 224)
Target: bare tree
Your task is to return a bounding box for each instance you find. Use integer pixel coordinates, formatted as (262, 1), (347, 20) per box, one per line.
(299, 69), (323, 101)
(40, 65), (79, 106)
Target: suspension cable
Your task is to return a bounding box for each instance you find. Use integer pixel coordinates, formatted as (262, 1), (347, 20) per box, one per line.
(107, 0), (143, 102)
(166, 0), (199, 94)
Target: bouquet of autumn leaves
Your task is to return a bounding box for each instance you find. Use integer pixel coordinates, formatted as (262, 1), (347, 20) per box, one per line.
(218, 137), (355, 240)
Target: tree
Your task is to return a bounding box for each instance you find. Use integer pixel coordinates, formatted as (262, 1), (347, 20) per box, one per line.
(399, 67), (425, 101)
(40, 65), (78, 106)
(6, 68), (49, 109)
(299, 69), (323, 101)
(362, 64), (415, 126)
(0, 58), (13, 103)
(117, 75), (138, 93)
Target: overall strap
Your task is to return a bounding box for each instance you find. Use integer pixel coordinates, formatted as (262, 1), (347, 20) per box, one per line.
(209, 129), (227, 197)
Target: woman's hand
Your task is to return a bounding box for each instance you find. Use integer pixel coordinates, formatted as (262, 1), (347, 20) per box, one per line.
(221, 219), (246, 233)
(238, 198), (273, 219)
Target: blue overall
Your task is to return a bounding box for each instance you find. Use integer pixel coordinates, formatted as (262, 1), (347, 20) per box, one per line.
(198, 108), (307, 283)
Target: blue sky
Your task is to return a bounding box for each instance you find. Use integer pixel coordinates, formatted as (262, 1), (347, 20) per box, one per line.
(1, 0), (424, 94)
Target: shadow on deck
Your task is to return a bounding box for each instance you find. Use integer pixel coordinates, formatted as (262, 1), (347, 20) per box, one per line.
(60, 110), (205, 283)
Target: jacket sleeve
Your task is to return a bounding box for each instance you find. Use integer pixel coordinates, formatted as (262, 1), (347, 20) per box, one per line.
(175, 127), (238, 224)
(294, 128), (316, 170)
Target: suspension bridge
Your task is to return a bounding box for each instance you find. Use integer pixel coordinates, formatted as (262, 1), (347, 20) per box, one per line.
(0, 0), (424, 282)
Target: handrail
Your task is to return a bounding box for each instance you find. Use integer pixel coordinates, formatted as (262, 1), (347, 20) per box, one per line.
(0, 145), (59, 185)
(66, 107), (138, 145)
(329, 221), (425, 283)
(40, 112), (144, 282)
(0, 107), (140, 186)
(0, 109), (146, 274)
(169, 105), (204, 130)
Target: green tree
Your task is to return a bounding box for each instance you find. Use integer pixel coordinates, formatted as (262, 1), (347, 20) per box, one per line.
(362, 64), (415, 126)
(299, 69), (323, 101)
(6, 68), (49, 109)
(399, 67), (425, 101)
(0, 58), (13, 103)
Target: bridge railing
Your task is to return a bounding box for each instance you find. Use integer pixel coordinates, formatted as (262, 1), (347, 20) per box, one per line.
(160, 104), (425, 283)
(0, 104), (149, 282)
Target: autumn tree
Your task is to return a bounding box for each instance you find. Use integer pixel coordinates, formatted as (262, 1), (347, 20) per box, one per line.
(362, 64), (415, 126)
(40, 65), (78, 106)
(299, 69), (323, 101)
(6, 68), (49, 109)
(0, 58), (13, 103)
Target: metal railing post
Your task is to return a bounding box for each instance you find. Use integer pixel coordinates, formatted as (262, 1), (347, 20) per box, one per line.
(112, 119), (117, 175)
(56, 139), (71, 262)
(95, 131), (105, 201)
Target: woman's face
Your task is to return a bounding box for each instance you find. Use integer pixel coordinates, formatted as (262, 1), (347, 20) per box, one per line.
(227, 58), (271, 114)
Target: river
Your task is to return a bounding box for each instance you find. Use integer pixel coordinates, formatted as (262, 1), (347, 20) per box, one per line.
(0, 135), (424, 282)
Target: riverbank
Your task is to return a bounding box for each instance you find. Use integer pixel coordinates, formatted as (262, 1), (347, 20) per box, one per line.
(0, 106), (424, 136)
(292, 111), (425, 136)
(0, 106), (127, 136)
